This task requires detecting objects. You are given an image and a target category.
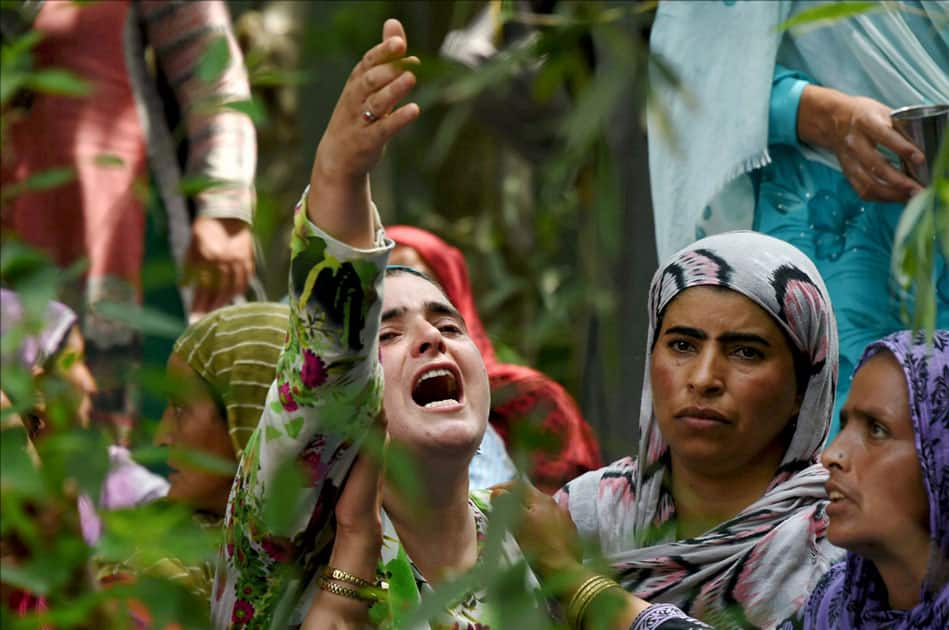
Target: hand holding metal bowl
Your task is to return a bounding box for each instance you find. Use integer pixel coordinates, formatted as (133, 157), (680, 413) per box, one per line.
(890, 104), (948, 186)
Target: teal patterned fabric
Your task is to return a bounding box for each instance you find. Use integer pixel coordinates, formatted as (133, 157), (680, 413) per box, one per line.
(755, 147), (949, 437)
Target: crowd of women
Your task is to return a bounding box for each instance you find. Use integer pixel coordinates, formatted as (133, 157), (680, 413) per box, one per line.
(2, 2), (947, 629)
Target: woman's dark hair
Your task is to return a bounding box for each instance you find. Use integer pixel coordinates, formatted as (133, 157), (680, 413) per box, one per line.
(385, 264), (441, 288)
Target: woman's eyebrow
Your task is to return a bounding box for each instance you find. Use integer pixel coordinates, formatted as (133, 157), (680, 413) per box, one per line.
(717, 332), (771, 346)
(663, 327), (771, 347)
(664, 326), (705, 339)
(381, 306), (406, 322)
(425, 300), (463, 322)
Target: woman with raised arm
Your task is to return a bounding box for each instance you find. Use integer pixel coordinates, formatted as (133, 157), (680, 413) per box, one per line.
(212, 20), (542, 629)
(387, 225), (601, 492)
(502, 231), (846, 629)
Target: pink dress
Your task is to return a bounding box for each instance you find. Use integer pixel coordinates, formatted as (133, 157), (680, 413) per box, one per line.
(2, 0), (147, 302)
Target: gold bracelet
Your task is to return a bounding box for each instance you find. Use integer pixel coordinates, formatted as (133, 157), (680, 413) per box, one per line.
(317, 576), (368, 603)
(565, 574), (623, 629)
(322, 566), (373, 589)
(317, 576), (388, 604)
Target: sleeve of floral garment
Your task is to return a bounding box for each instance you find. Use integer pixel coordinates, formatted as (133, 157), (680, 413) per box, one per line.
(212, 191), (391, 628)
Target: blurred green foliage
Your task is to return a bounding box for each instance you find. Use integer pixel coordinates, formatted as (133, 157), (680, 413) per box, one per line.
(1, 1), (944, 628)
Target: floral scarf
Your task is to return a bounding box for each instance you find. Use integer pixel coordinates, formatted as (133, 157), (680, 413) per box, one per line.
(559, 231), (843, 628)
(801, 330), (949, 629)
(386, 225), (601, 491)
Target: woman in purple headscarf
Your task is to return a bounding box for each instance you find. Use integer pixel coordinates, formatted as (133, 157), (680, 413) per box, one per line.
(801, 329), (948, 629)
(540, 329), (948, 629)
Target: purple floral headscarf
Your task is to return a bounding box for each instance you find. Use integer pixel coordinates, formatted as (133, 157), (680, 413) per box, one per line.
(803, 330), (949, 629)
(0, 287), (77, 372)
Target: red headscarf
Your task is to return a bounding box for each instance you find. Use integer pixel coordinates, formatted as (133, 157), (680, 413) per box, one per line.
(386, 226), (602, 492)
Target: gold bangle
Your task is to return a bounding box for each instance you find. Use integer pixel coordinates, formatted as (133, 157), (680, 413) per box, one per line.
(566, 575), (623, 629)
(317, 576), (388, 604)
(322, 566), (373, 589)
(317, 576), (368, 603)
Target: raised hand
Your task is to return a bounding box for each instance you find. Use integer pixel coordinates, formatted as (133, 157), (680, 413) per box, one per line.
(798, 85), (924, 202)
(307, 19), (420, 248)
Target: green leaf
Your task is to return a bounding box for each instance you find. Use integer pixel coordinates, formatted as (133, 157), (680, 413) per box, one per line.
(93, 153), (125, 167)
(777, 2), (882, 32)
(249, 68), (309, 88)
(168, 446), (237, 476)
(37, 428), (111, 500)
(2, 532), (90, 596)
(108, 576), (212, 630)
(0, 424), (45, 497)
(261, 457), (307, 535)
(97, 501), (220, 568)
(891, 187), (932, 287)
(178, 174), (237, 197)
(222, 97), (268, 125)
(196, 36), (231, 83)
(26, 69), (90, 96)
(129, 444), (170, 466)
(384, 545), (421, 622)
(0, 240), (53, 279)
(2, 29), (42, 61)
(1, 167), (75, 202)
(0, 71), (27, 105)
(91, 300), (185, 339)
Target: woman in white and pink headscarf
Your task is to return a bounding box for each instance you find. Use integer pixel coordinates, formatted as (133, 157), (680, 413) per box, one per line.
(503, 231), (846, 629)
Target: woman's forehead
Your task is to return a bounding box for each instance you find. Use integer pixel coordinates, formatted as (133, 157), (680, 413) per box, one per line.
(383, 272), (453, 311)
(663, 286), (775, 328)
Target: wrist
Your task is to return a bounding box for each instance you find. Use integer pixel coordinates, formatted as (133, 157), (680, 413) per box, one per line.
(306, 165), (374, 248)
(563, 571), (633, 630)
(797, 84), (848, 150)
(311, 155), (369, 197)
(328, 535), (380, 585)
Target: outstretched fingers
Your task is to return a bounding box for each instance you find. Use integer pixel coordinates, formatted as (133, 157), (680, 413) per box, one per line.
(346, 19), (419, 125)
(366, 70), (417, 122)
(351, 36), (406, 92)
(382, 17), (406, 42)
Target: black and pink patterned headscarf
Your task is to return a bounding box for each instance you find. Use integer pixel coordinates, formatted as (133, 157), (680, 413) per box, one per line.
(802, 330), (948, 629)
(559, 230), (843, 628)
